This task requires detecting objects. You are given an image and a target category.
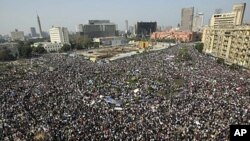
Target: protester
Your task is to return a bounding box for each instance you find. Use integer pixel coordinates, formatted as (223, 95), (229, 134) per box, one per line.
(0, 44), (249, 140)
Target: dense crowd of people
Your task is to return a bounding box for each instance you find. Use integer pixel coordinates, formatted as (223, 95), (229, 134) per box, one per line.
(0, 44), (249, 140)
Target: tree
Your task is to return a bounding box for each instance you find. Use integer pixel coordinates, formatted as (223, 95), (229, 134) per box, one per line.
(18, 41), (24, 47)
(60, 44), (71, 52)
(33, 45), (47, 54)
(76, 35), (92, 48)
(216, 58), (224, 64)
(0, 48), (16, 61)
(0, 38), (6, 43)
(229, 63), (240, 70)
(93, 42), (99, 48)
(195, 43), (204, 53)
(75, 44), (83, 50)
(18, 44), (32, 58)
(26, 41), (34, 46)
(70, 42), (76, 50)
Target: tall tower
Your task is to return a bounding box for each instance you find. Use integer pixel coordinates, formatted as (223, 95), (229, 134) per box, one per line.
(77, 24), (84, 32)
(233, 3), (246, 25)
(49, 27), (69, 44)
(193, 12), (204, 32)
(37, 14), (43, 38)
(125, 20), (128, 33)
(180, 7), (194, 31)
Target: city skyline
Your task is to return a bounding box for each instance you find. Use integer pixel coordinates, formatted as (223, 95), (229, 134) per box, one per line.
(0, 0), (250, 35)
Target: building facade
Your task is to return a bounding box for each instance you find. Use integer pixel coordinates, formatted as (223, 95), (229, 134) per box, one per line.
(77, 24), (84, 32)
(151, 30), (197, 43)
(232, 3), (246, 25)
(202, 3), (249, 69)
(30, 27), (38, 37)
(49, 27), (70, 44)
(125, 20), (128, 33)
(202, 26), (250, 68)
(210, 3), (245, 28)
(11, 29), (25, 41)
(31, 42), (63, 52)
(129, 26), (135, 35)
(210, 12), (237, 28)
(93, 36), (127, 47)
(193, 12), (204, 32)
(180, 7), (194, 31)
(136, 22), (157, 37)
(82, 20), (116, 38)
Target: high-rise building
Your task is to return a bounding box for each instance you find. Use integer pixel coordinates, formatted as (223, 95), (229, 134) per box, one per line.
(202, 3), (250, 69)
(210, 3), (245, 28)
(30, 27), (37, 37)
(125, 20), (128, 33)
(128, 26), (135, 35)
(202, 26), (250, 69)
(232, 3), (246, 25)
(49, 27), (69, 44)
(37, 14), (43, 38)
(157, 26), (162, 32)
(82, 20), (116, 38)
(180, 7), (194, 31)
(42, 31), (49, 38)
(193, 12), (204, 32)
(77, 24), (84, 32)
(136, 22), (157, 37)
(11, 29), (25, 41)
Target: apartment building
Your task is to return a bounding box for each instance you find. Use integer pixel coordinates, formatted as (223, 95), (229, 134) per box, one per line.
(11, 29), (25, 41)
(202, 3), (249, 69)
(180, 7), (194, 31)
(210, 3), (245, 28)
(202, 26), (250, 68)
(82, 20), (116, 38)
(49, 27), (69, 44)
(193, 12), (204, 32)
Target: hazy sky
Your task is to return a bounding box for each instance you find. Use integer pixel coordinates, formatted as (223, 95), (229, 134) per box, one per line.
(0, 0), (249, 35)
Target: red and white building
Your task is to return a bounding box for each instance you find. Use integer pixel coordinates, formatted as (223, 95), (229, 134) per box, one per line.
(151, 30), (199, 42)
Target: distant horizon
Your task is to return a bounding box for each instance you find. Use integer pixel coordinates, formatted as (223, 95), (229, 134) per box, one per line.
(1, 0), (249, 35)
